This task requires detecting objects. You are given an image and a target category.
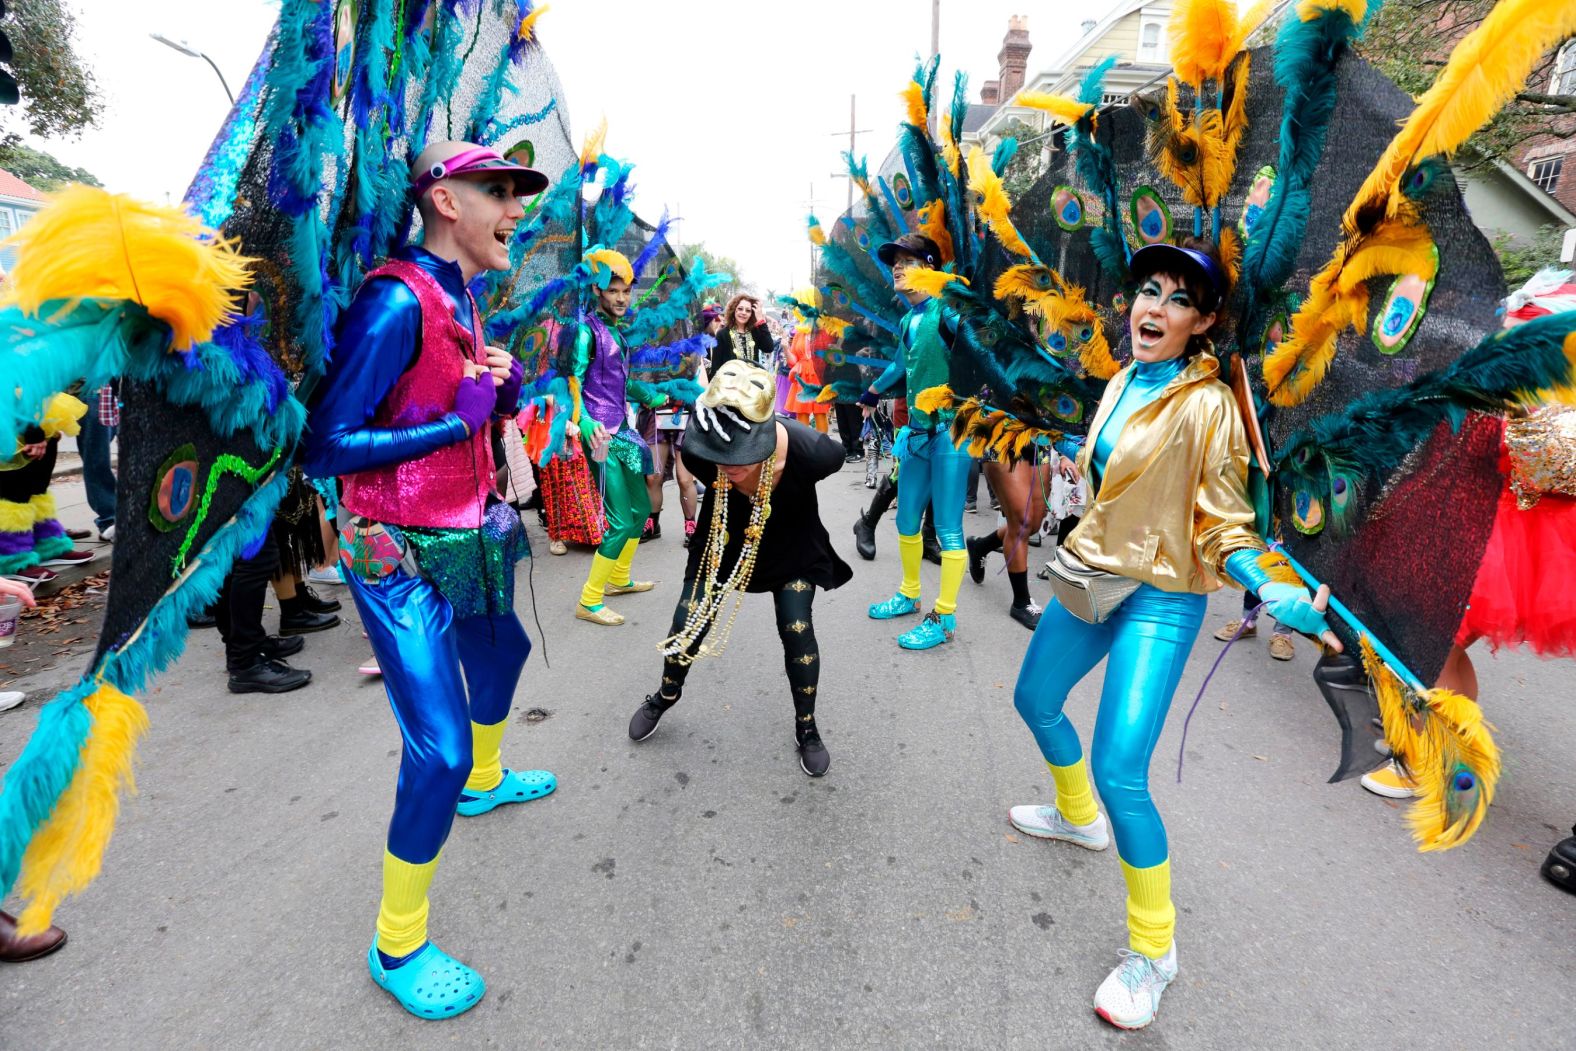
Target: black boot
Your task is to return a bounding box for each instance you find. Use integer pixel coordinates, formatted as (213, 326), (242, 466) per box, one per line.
(279, 596), (340, 635)
(228, 657), (312, 694)
(795, 716), (830, 777)
(853, 511), (877, 561)
(297, 583), (341, 614)
(966, 536), (989, 584)
(629, 691), (677, 741)
(1543, 825), (1576, 894)
(261, 634), (305, 660)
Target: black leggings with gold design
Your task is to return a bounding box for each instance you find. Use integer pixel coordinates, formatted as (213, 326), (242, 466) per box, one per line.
(658, 578), (820, 722)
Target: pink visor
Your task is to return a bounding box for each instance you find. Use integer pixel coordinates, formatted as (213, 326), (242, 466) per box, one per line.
(409, 146), (549, 199)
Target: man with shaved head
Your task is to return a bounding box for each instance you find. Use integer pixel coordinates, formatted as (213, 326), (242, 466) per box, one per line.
(304, 141), (550, 1019)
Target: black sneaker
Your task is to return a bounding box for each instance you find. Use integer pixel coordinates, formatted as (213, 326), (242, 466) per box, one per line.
(228, 658), (312, 694)
(298, 584), (341, 614)
(1009, 602), (1043, 631)
(844, 451), (864, 464)
(1543, 825), (1576, 895)
(280, 607), (340, 635)
(966, 536), (988, 584)
(629, 694), (674, 741)
(262, 634), (305, 660)
(964, 500), (977, 514)
(853, 512), (877, 561)
(187, 607), (218, 629)
(796, 723), (830, 777)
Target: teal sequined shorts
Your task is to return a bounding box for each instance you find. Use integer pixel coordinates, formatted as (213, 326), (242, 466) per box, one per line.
(398, 500), (530, 620)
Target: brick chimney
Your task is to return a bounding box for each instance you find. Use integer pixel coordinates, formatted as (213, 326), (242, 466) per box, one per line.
(981, 81), (1001, 105)
(998, 15), (1032, 102)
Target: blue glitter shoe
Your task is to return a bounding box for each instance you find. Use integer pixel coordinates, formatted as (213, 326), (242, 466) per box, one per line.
(456, 768), (557, 817)
(868, 592), (921, 620)
(898, 610), (956, 650)
(368, 939), (485, 1019)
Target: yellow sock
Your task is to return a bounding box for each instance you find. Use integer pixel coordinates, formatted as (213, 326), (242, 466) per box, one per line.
(1048, 759), (1099, 826)
(934, 549), (966, 614)
(1121, 858), (1176, 959)
(376, 850), (441, 958)
(609, 537), (640, 587)
(897, 533), (923, 599)
(466, 720), (506, 793)
(579, 552), (618, 608)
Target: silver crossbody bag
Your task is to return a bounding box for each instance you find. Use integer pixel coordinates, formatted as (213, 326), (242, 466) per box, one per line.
(1044, 548), (1140, 624)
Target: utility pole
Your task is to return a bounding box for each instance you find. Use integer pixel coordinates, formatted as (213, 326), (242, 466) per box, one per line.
(829, 95), (873, 216)
(931, 0), (940, 58)
(806, 181), (817, 290)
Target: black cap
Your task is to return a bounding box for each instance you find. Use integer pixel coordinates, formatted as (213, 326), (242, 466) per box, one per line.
(877, 233), (942, 268)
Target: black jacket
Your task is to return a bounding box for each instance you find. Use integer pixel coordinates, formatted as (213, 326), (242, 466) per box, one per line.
(709, 324), (774, 372)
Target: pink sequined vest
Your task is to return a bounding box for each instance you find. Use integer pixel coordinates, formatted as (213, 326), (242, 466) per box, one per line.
(340, 259), (495, 529)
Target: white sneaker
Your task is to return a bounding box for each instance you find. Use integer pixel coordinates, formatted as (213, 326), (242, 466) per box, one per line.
(1094, 944), (1178, 1030)
(1008, 805), (1111, 850)
(0, 690), (24, 713)
(307, 565), (344, 586)
(98, 524), (115, 543)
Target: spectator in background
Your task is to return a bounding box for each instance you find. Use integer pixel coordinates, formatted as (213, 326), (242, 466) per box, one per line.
(78, 380), (118, 542)
(708, 293), (774, 373)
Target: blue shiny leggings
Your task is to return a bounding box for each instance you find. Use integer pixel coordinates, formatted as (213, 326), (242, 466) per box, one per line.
(895, 428), (971, 550)
(348, 570), (531, 865)
(1013, 585), (1206, 869)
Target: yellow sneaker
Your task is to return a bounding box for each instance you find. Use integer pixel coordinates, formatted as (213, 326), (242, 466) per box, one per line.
(1360, 760), (1418, 799)
(1213, 618), (1257, 642)
(575, 604), (625, 626)
(604, 580), (655, 595)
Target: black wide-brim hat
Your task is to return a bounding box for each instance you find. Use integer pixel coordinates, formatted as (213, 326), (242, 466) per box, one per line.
(877, 232), (942, 268)
(684, 362), (780, 466)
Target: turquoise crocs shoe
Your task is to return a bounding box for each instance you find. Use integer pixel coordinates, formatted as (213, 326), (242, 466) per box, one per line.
(869, 592), (921, 620)
(898, 610), (956, 650)
(368, 939), (485, 1019)
(457, 768), (557, 817)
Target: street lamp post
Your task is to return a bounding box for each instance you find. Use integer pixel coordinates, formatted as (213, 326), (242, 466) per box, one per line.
(150, 32), (235, 105)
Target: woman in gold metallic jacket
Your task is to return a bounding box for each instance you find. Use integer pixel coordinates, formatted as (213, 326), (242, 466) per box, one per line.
(1005, 242), (1339, 1030)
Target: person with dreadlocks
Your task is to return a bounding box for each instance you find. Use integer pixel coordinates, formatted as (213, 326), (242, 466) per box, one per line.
(627, 361), (851, 777)
(861, 233), (971, 650)
(303, 141), (556, 1019)
(569, 248), (671, 625)
(1006, 242), (1338, 1030)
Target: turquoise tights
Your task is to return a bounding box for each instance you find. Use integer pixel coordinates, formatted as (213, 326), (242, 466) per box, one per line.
(1012, 584), (1206, 868)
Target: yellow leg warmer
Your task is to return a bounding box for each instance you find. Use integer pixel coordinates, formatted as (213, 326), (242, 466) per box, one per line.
(897, 533), (923, 599)
(1048, 759), (1099, 826)
(28, 492), (59, 521)
(609, 537), (641, 588)
(934, 549), (966, 614)
(376, 850), (441, 958)
(1121, 859), (1176, 959)
(579, 552), (619, 609)
(465, 720), (507, 793)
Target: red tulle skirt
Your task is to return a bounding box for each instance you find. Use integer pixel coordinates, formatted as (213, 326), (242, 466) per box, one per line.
(1456, 483), (1576, 655)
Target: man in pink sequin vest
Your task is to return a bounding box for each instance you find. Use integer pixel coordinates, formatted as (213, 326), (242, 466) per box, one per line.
(303, 142), (551, 1019)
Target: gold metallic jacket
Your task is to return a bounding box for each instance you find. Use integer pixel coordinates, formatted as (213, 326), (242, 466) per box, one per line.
(1066, 354), (1264, 594)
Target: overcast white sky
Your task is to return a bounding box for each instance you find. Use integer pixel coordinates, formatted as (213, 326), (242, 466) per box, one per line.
(21, 0), (1107, 294)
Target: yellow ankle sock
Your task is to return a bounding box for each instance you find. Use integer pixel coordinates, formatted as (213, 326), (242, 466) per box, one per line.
(376, 850), (441, 958)
(1121, 858), (1175, 959)
(609, 537), (641, 587)
(1048, 759), (1099, 826)
(934, 549), (966, 614)
(579, 552), (618, 608)
(466, 720), (506, 793)
(897, 533), (923, 599)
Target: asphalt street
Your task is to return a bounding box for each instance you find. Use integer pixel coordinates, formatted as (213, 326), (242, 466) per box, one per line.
(2, 458), (1574, 1049)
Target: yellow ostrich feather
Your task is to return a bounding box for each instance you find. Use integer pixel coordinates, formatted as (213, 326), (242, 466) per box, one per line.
(1359, 638), (1499, 852)
(1350, 0), (1576, 230)
(965, 147), (1034, 259)
(39, 393), (88, 440)
(993, 264), (1057, 305)
(13, 682), (149, 936)
(1077, 324), (1121, 381)
(819, 317), (850, 338)
(902, 79), (929, 129)
(807, 218), (827, 247)
(1298, 0), (1368, 21)
(1169, 0), (1275, 87)
(914, 202), (955, 264)
(896, 268), (968, 299)
(579, 118), (607, 168)
(939, 113), (961, 178)
(1218, 226), (1242, 290)
(914, 385), (955, 415)
(1015, 91), (1096, 128)
(583, 248), (633, 285)
(516, 4), (549, 41)
(0, 185), (251, 350)
(1255, 552), (1307, 589)
(1211, 53), (1253, 206)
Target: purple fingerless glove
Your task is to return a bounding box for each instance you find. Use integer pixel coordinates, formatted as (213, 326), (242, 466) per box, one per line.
(451, 374), (499, 436)
(494, 357), (525, 416)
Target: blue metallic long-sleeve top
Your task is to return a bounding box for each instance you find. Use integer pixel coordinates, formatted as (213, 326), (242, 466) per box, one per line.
(302, 245), (472, 480)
